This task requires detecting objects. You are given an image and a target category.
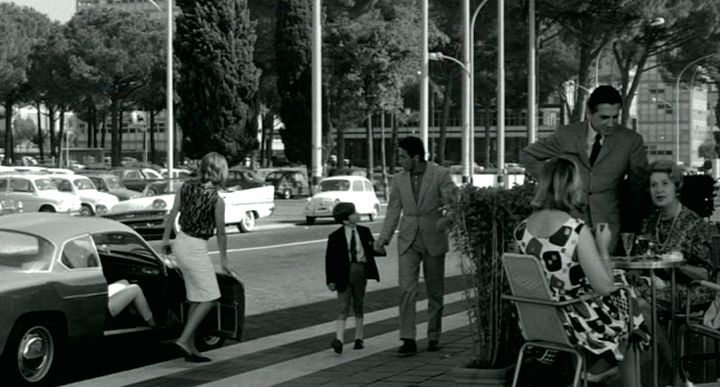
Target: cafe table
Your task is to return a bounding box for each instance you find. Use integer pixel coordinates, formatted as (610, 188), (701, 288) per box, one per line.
(612, 256), (684, 387)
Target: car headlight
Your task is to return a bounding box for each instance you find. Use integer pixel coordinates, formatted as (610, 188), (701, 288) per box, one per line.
(96, 204), (108, 214)
(152, 199), (167, 209)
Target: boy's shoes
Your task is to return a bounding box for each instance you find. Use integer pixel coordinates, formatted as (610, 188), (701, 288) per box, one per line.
(353, 339), (364, 350)
(427, 340), (440, 352)
(397, 339), (417, 356)
(331, 338), (343, 354)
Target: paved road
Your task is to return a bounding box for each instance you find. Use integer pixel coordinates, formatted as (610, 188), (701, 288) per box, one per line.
(55, 199), (468, 385)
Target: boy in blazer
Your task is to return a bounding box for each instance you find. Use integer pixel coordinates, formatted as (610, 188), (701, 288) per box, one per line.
(325, 202), (381, 354)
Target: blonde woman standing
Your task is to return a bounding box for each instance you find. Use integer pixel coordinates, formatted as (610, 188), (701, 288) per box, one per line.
(162, 152), (230, 362)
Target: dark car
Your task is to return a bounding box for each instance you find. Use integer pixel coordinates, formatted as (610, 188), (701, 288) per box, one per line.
(264, 169), (310, 199)
(227, 167), (267, 190)
(110, 167), (164, 192)
(0, 214), (244, 386)
(81, 173), (144, 201)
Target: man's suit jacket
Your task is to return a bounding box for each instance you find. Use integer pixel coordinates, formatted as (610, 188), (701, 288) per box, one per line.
(519, 121), (648, 230)
(379, 163), (457, 257)
(325, 224), (380, 292)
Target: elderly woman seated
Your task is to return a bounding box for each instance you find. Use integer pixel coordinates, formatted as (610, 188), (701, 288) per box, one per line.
(634, 159), (715, 308)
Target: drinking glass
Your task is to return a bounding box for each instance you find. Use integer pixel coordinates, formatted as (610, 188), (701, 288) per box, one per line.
(635, 234), (651, 256)
(620, 232), (635, 258)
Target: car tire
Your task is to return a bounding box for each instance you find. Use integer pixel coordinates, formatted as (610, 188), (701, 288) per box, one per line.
(195, 333), (225, 352)
(282, 189), (293, 200)
(306, 216), (316, 225)
(3, 320), (60, 386)
(39, 205), (55, 213)
(80, 204), (94, 217)
(238, 211), (255, 233)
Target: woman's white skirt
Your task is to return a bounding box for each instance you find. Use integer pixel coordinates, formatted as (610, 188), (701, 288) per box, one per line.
(172, 231), (221, 302)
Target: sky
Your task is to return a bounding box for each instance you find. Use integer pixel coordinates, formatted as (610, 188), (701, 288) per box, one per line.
(2, 0), (76, 23)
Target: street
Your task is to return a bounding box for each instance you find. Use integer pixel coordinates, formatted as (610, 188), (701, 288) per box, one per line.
(54, 199), (468, 385)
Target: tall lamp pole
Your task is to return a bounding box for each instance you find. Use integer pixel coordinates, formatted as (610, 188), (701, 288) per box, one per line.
(419, 0), (429, 157)
(147, 0), (173, 179)
(496, 0), (505, 185)
(469, 0), (490, 176)
(674, 54), (716, 165)
(527, 0), (537, 144)
(461, 0), (471, 183)
(311, 0), (323, 188)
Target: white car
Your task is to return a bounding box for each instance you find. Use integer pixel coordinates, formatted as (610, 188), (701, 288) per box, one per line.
(104, 180), (276, 239)
(50, 175), (120, 216)
(304, 175), (380, 225)
(0, 174), (81, 214)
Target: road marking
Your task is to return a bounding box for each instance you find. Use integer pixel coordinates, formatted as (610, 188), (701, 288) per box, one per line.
(62, 291), (466, 387)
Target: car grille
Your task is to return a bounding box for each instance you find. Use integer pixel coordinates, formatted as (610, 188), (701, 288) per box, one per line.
(103, 210), (167, 221)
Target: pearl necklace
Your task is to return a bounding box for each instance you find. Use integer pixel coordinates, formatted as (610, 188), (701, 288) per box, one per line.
(655, 204), (681, 249)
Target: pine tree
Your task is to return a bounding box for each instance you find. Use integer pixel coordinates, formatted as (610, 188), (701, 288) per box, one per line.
(176, 0), (260, 164)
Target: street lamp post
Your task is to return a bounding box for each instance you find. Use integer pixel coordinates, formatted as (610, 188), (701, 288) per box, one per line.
(147, 0), (173, 179)
(469, 0), (490, 176)
(674, 54), (717, 165)
(429, 52), (471, 182)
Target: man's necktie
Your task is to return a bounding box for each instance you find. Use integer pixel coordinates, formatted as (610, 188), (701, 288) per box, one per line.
(589, 133), (602, 166)
(350, 230), (358, 262)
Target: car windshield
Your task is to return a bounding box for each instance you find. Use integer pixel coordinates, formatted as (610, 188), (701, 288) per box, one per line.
(265, 172), (283, 181)
(104, 176), (124, 189)
(73, 178), (96, 190)
(0, 231), (54, 272)
(34, 178), (57, 191)
(318, 180), (350, 192)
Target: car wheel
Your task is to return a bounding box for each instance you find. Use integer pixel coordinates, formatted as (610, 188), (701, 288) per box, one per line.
(282, 189), (293, 200)
(238, 211), (255, 233)
(306, 216), (316, 225)
(3, 320), (59, 386)
(38, 205), (55, 213)
(195, 333), (225, 352)
(80, 204), (94, 217)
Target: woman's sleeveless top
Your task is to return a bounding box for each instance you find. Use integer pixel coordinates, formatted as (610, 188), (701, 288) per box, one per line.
(178, 180), (219, 240)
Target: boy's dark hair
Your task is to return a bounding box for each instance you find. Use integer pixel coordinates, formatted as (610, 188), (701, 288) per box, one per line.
(587, 85), (622, 113)
(399, 136), (425, 160)
(333, 202), (356, 223)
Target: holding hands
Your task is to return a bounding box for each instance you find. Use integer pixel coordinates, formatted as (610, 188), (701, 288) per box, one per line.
(373, 239), (387, 255)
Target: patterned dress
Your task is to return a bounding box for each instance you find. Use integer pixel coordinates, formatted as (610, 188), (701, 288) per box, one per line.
(515, 217), (646, 361)
(636, 205), (715, 307)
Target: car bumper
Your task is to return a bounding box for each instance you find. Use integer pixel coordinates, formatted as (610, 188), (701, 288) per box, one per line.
(102, 210), (168, 239)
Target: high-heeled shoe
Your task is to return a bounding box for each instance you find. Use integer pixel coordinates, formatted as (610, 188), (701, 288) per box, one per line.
(172, 343), (212, 363)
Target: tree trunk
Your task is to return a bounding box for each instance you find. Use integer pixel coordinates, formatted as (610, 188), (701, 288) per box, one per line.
(36, 103), (44, 161)
(389, 112), (398, 173)
(149, 110), (156, 163)
(380, 111), (389, 200)
(57, 107), (65, 167)
(100, 115), (106, 149)
(439, 78), (453, 164)
(616, 47), (650, 128)
(571, 44), (593, 123)
(263, 113), (274, 167)
(4, 99), (14, 165)
(485, 120), (492, 169)
(111, 98), (120, 167)
(336, 124), (345, 170)
(48, 105), (56, 158)
(366, 114), (374, 180)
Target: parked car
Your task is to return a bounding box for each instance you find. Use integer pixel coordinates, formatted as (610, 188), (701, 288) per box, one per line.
(304, 175), (380, 225)
(49, 174), (119, 216)
(0, 214), (245, 386)
(103, 179), (275, 239)
(160, 168), (194, 178)
(81, 173), (144, 202)
(265, 169), (310, 199)
(0, 174), (81, 214)
(110, 167), (164, 191)
(227, 167), (267, 189)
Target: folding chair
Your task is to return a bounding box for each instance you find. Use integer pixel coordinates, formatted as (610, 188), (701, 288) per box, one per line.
(680, 280), (720, 386)
(502, 253), (633, 387)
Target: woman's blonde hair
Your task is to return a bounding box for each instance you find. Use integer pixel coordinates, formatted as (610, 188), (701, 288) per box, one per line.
(531, 157), (584, 212)
(198, 152), (228, 185)
(648, 159), (683, 190)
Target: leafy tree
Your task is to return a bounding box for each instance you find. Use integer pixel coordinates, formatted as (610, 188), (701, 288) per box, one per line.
(13, 117), (37, 145)
(176, 0), (260, 165)
(0, 3), (52, 164)
(64, 8), (164, 166)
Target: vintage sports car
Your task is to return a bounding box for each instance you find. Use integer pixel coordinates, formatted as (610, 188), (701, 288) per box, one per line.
(49, 174), (120, 216)
(0, 174), (82, 214)
(0, 214), (245, 386)
(103, 179), (275, 239)
(304, 175), (380, 225)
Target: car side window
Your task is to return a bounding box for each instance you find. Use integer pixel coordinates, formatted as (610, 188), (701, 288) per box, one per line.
(352, 181), (364, 192)
(61, 235), (100, 269)
(90, 178), (105, 190)
(363, 181), (373, 192)
(295, 173), (306, 182)
(10, 179), (33, 193)
(53, 179), (73, 192)
(142, 169), (162, 179)
(0, 179), (7, 192)
(125, 170), (142, 179)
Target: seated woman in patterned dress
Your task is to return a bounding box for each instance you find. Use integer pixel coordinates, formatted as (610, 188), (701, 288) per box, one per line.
(635, 159), (715, 309)
(514, 157), (647, 386)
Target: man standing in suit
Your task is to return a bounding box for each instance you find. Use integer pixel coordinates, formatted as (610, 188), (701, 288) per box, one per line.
(520, 85), (648, 250)
(374, 136), (457, 355)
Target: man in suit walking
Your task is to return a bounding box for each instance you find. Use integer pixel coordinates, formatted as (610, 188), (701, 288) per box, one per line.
(520, 85), (648, 250)
(374, 136), (457, 355)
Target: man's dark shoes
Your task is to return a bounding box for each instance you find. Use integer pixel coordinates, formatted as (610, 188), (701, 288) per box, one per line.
(427, 340), (440, 352)
(331, 338), (343, 354)
(353, 339), (364, 350)
(397, 339), (417, 356)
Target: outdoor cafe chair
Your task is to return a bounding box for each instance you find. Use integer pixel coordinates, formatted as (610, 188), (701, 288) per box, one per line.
(502, 253), (637, 387)
(679, 279), (720, 386)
